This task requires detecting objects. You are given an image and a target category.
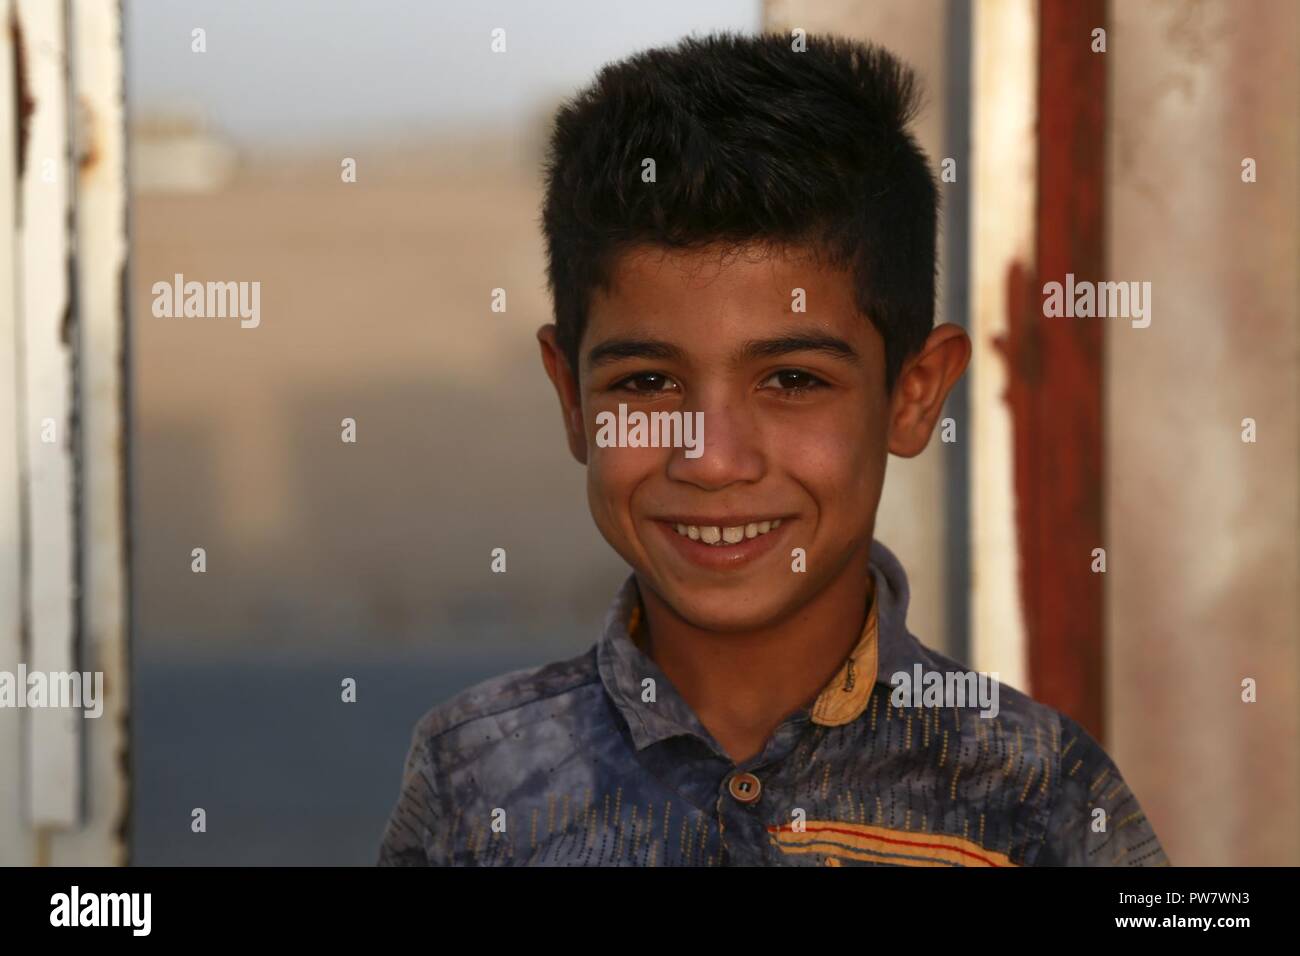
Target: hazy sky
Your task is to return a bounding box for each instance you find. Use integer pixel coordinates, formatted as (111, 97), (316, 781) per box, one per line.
(126, 0), (761, 146)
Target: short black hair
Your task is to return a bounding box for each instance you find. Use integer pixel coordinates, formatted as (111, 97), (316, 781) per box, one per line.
(540, 31), (937, 392)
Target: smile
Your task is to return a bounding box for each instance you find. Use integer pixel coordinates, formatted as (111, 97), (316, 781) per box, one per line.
(670, 519), (782, 547)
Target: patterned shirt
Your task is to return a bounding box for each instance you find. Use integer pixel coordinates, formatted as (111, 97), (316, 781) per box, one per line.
(378, 540), (1169, 866)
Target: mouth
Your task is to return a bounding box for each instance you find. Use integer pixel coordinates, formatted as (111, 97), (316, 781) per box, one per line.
(651, 515), (790, 569)
(669, 518), (782, 546)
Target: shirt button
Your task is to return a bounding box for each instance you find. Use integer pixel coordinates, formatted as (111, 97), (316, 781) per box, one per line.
(728, 772), (762, 805)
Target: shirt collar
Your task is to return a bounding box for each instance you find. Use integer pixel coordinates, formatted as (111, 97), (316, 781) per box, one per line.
(595, 539), (935, 751)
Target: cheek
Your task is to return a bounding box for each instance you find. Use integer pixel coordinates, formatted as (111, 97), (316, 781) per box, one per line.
(776, 410), (885, 514)
(585, 446), (664, 528)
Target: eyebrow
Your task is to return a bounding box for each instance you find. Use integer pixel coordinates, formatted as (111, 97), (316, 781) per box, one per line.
(585, 332), (861, 371)
(738, 333), (860, 364)
(585, 337), (686, 370)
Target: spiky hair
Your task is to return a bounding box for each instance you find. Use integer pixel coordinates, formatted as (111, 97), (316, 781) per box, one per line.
(540, 31), (937, 391)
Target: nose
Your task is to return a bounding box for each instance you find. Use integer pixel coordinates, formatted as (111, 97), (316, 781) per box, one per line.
(665, 392), (765, 490)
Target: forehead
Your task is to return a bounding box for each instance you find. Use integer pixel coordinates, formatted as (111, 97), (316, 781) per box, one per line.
(586, 241), (869, 346)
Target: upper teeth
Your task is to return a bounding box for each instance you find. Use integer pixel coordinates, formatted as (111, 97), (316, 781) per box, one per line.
(673, 519), (781, 545)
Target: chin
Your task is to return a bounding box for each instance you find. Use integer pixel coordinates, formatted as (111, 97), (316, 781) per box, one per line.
(648, 578), (804, 634)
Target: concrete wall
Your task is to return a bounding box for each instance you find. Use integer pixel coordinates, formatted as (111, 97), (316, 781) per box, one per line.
(1107, 0), (1300, 866)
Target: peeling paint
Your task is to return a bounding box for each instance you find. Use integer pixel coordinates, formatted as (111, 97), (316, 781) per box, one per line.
(76, 93), (98, 171)
(8, 3), (32, 180)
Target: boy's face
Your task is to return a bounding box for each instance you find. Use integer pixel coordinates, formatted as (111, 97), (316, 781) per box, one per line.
(538, 242), (968, 633)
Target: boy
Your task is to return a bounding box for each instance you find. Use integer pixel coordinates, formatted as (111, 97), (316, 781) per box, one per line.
(378, 32), (1168, 867)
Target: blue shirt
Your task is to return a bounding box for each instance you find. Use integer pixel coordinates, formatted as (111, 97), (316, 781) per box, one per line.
(378, 540), (1169, 866)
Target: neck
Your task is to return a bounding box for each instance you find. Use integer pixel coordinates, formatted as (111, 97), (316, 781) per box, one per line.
(637, 549), (873, 764)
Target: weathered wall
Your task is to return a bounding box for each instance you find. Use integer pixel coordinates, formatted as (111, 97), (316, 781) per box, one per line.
(1107, 0), (1300, 866)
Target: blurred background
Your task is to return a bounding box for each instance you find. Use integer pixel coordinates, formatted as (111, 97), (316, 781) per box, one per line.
(126, 0), (767, 865)
(1, 0), (1295, 866)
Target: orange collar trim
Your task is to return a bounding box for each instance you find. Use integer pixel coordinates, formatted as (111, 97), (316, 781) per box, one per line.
(809, 585), (879, 727)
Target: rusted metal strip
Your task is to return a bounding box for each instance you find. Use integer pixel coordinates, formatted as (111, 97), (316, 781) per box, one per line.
(60, 0), (129, 865)
(15, 0), (80, 834)
(1018, 0), (1108, 738)
(0, 0), (34, 865)
(2, 0), (128, 864)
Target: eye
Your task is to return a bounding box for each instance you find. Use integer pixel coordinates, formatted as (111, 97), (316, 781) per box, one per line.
(612, 371), (680, 393)
(760, 369), (828, 392)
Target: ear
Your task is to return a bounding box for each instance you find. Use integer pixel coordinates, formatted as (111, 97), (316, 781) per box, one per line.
(887, 323), (971, 458)
(537, 324), (589, 464)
